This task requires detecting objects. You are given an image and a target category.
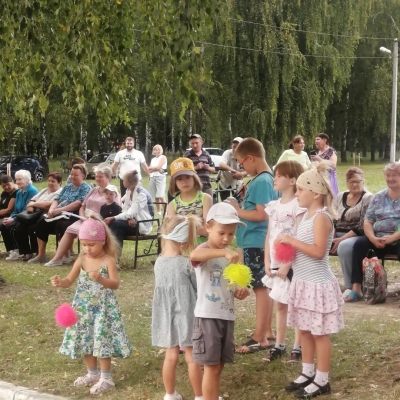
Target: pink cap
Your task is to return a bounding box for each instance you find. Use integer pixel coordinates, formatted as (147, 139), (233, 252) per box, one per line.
(78, 218), (106, 241)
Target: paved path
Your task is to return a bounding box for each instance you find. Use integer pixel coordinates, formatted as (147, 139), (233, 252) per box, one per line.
(0, 381), (68, 400)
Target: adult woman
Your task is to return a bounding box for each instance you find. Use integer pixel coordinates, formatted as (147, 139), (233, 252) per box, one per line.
(148, 144), (167, 215)
(347, 162), (400, 302)
(311, 133), (339, 195)
(44, 165), (120, 266)
(331, 167), (373, 296)
(276, 135), (311, 169)
(105, 171), (154, 252)
(0, 175), (18, 221)
(13, 173), (63, 261)
(1, 170), (38, 260)
(28, 164), (91, 264)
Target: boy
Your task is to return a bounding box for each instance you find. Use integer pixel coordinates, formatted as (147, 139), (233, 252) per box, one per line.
(226, 137), (278, 354)
(190, 203), (249, 400)
(100, 184), (122, 219)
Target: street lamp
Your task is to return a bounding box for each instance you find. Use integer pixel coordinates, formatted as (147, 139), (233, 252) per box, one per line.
(380, 39), (398, 163)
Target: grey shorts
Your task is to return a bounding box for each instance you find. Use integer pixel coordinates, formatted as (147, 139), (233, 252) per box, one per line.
(149, 175), (166, 198)
(192, 317), (235, 365)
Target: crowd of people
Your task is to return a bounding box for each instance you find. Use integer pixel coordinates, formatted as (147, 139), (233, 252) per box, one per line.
(0, 134), (397, 399)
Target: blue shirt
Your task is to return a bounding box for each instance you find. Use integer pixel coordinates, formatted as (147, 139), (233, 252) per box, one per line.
(10, 184), (39, 220)
(236, 172), (278, 248)
(55, 182), (91, 207)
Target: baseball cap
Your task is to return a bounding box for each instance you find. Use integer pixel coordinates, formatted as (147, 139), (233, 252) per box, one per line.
(206, 203), (246, 226)
(170, 157), (195, 178)
(104, 184), (119, 194)
(232, 137), (243, 143)
(189, 134), (202, 140)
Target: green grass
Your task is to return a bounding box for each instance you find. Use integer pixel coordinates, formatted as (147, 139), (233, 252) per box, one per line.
(0, 159), (398, 399)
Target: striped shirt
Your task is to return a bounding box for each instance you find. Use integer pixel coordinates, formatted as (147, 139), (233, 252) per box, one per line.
(183, 149), (214, 190)
(292, 210), (335, 284)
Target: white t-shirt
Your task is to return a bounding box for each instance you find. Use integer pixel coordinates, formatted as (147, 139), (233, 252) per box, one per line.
(265, 198), (305, 270)
(149, 156), (167, 178)
(115, 149), (146, 180)
(219, 149), (243, 190)
(192, 243), (235, 321)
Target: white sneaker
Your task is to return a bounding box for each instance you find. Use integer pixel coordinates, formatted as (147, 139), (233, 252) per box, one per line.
(164, 392), (182, 400)
(62, 256), (73, 264)
(6, 250), (21, 261)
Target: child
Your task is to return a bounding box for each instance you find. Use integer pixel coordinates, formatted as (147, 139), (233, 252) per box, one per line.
(261, 161), (304, 363)
(226, 138), (278, 354)
(277, 162), (344, 398)
(190, 203), (249, 400)
(51, 215), (132, 395)
(166, 157), (213, 241)
(100, 184), (122, 219)
(152, 215), (202, 400)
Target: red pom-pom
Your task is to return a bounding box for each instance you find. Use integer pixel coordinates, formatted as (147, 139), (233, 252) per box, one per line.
(55, 303), (78, 328)
(274, 242), (296, 263)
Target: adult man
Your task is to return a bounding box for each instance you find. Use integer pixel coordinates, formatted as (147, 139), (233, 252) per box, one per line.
(184, 134), (215, 197)
(218, 137), (247, 201)
(112, 137), (149, 197)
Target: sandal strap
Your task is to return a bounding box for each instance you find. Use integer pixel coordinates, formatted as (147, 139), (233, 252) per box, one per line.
(310, 380), (323, 390)
(301, 373), (314, 380)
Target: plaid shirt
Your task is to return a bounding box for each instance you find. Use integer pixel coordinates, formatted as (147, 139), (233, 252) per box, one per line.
(183, 149), (215, 190)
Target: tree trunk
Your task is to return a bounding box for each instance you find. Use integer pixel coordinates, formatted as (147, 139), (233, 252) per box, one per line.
(171, 122), (175, 154)
(145, 118), (151, 161)
(179, 121), (183, 156)
(384, 143), (390, 160)
(40, 77), (50, 173)
(79, 124), (88, 161)
(370, 142), (375, 162)
(340, 92), (348, 162)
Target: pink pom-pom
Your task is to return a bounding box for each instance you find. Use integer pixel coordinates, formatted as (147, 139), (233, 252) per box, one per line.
(274, 242), (296, 263)
(55, 303), (78, 328)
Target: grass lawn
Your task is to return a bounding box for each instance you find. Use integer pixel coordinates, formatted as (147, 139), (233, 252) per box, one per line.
(1, 159), (400, 399)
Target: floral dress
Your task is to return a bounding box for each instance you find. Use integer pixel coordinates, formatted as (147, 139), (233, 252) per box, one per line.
(59, 262), (132, 359)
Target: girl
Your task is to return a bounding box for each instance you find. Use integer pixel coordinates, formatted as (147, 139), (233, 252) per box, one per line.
(262, 161), (304, 363)
(277, 162), (344, 398)
(51, 215), (132, 395)
(166, 157), (212, 241)
(151, 215), (202, 400)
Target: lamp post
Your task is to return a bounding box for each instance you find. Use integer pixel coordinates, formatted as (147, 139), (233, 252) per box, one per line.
(380, 38), (398, 163)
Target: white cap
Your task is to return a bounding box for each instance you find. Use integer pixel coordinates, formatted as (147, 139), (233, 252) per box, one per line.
(104, 184), (119, 194)
(206, 203), (246, 226)
(232, 137), (243, 143)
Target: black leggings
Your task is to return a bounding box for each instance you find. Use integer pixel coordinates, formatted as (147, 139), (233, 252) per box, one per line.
(35, 217), (76, 243)
(14, 222), (38, 254)
(0, 220), (18, 251)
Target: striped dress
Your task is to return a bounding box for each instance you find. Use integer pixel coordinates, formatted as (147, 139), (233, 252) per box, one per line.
(287, 209), (344, 335)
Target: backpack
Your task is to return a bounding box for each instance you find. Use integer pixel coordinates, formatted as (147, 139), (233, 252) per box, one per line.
(362, 249), (388, 305)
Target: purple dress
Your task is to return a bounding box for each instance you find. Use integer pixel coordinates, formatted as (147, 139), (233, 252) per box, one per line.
(319, 147), (338, 195)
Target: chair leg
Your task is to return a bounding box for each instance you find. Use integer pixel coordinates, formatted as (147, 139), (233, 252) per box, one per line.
(134, 237), (139, 270)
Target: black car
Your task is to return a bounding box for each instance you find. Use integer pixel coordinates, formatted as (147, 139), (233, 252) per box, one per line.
(0, 155), (46, 182)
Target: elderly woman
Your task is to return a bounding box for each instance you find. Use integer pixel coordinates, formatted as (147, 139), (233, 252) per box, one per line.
(148, 144), (167, 215)
(311, 133), (338, 195)
(105, 170), (154, 251)
(276, 135), (311, 169)
(331, 167), (373, 296)
(44, 165), (121, 266)
(12, 173), (63, 261)
(0, 175), (18, 221)
(1, 170), (39, 260)
(28, 164), (91, 264)
(346, 162), (400, 302)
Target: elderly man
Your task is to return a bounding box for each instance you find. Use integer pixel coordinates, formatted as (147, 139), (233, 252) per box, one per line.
(112, 136), (149, 197)
(184, 134), (215, 197)
(218, 137), (247, 201)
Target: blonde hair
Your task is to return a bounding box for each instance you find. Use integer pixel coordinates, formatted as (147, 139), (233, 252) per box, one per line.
(153, 144), (164, 155)
(81, 213), (119, 259)
(235, 137), (266, 159)
(314, 162), (337, 218)
(169, 173), (202, 197)
(383, 162), (400, 175)
(160, 215), (200, 255)
(72, 163), (88, 179)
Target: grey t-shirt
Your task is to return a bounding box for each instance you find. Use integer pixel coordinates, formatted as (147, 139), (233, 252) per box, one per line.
(192, 242), (235, 321)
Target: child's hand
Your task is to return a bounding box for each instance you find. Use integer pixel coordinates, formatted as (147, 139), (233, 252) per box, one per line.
(89, 271), (101, 282)
(276, 235), (293, 245)
(277, 263), (291, 280)
(51, 275), (61, 287)
(265, 266), (274, 278)
(224, 249), (239, 263)
(104, 217), (114, 225)
(234, 288), (250, 300)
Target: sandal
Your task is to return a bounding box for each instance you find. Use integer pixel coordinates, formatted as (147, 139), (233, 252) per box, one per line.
(73, 373), (100, 387)
(344, 290), (362, 303)
(89, 378), (115, 394)
(236, 338), (273, 354)
(294, 381), (331, 398)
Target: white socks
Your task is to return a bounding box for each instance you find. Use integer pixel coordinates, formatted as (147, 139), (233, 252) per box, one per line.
(304, 370), (329, 393)
(294, 363), (315, 383)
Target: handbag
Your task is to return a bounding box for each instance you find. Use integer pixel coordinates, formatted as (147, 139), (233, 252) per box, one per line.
(362, 249), (388, 305)
(15, 208), (45, 224)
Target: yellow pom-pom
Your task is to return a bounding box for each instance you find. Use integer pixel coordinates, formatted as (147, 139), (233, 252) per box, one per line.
(223, 263), (254, 288)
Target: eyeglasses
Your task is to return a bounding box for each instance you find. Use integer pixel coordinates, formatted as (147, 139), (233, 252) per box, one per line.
(347, 180), (363, 185)
(237, 155), (251, 169)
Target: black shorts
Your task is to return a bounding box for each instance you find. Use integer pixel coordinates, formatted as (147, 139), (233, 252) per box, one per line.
(243, 247), (266, 288)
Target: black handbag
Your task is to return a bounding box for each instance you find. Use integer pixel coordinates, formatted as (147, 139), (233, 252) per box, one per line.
(15, 208), (45, 224)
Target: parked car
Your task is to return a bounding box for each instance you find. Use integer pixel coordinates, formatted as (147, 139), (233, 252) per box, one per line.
(185, 147), (224, 171)
(87, 152), (117, 179)
(0, 155), (46, 182)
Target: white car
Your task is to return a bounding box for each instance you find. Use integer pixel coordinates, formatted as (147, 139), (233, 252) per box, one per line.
(186, 147), (224, 171)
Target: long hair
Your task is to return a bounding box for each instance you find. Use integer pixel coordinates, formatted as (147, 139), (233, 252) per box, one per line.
(160, 215), (200, 255)
(314, 162), (337, 218)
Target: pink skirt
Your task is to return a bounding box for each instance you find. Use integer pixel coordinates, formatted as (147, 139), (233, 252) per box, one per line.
(65, 220), (83, 236)
(287, 278), (344, 335)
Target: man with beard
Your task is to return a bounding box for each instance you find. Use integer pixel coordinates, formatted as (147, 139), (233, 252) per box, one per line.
(112, 137), (149, 197)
